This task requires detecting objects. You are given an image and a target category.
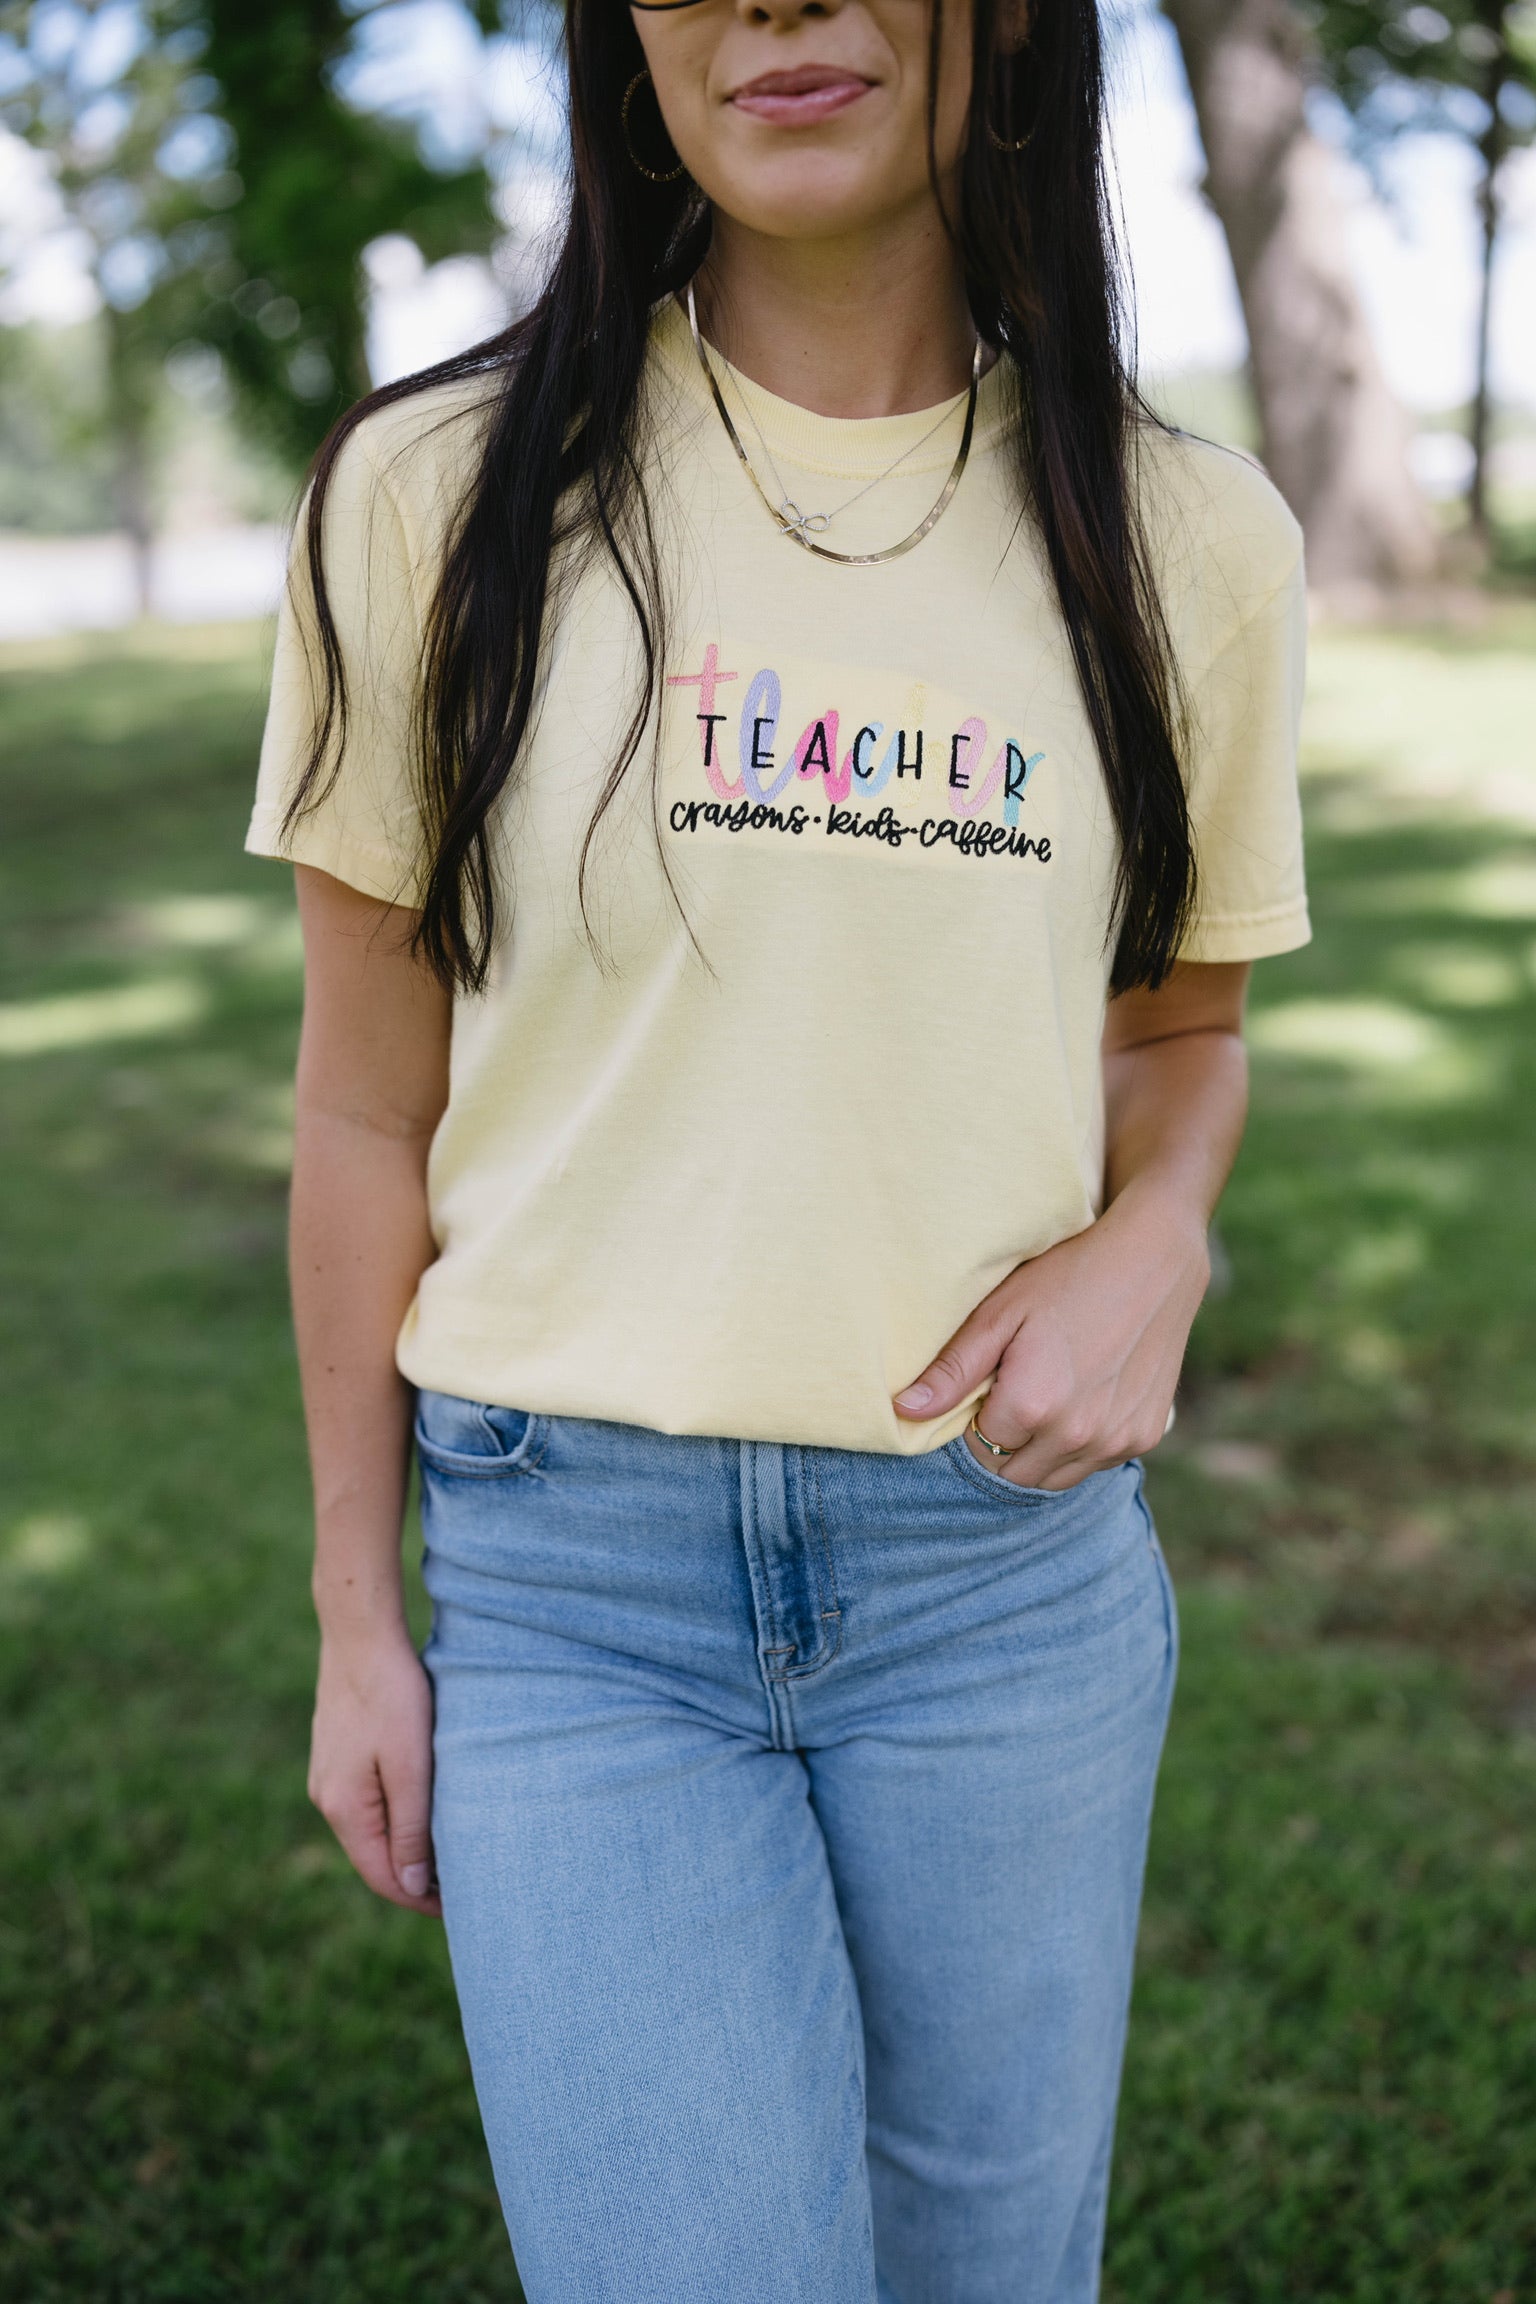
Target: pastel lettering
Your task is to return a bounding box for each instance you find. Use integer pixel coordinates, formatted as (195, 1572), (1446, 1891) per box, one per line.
(1002, 748), (1044, 827)
(740, 668), (792, 805)
(947, 717), (992, 815)
(668, 643), (742, 799)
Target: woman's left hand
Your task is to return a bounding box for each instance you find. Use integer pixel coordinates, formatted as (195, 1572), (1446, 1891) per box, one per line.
(895, 962), (1251, 1489)
(893, 1178), (1210, 1489)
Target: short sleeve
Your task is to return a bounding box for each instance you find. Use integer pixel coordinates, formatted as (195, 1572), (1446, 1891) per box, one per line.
(246, 421), (428, 905)
(1176, 528), (1310, 964)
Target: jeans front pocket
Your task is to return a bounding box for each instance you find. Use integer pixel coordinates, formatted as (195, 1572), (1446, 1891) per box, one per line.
(938, 1433), (1062, 1506)
(414, 1390), (546, 1479)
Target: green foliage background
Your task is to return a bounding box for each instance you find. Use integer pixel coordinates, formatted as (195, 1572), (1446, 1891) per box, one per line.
(0, 0), (505, 483)
(0, 324), (118, 530)
(195, 0), (502, 463)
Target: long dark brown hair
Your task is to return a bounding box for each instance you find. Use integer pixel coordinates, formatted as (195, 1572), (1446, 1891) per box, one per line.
(285, 0), (1194, 993)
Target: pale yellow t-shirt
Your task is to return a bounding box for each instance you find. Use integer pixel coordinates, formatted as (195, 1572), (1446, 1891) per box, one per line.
(248, 299), (1309, 1453)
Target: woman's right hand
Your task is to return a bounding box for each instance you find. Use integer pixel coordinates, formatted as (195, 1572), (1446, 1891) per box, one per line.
(308, 1624), (442, 1915)
(289, 868), (450, 1918)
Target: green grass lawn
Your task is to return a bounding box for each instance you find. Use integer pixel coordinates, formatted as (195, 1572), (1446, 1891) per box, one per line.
(2, 614), (1534, 2301)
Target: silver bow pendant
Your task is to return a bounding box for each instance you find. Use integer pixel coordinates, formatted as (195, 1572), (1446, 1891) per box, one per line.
(776, 500), (833, 539)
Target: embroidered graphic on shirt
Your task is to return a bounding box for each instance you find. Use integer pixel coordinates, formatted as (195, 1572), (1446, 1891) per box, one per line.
(663, 642), (1053, 868)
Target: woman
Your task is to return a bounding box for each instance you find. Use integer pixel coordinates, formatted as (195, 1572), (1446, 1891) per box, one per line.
(248, 2), (1308, 2296)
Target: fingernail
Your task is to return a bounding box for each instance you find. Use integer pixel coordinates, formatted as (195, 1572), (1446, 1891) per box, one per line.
(895, 1383), (933, 1412)
(401, 1862), (432, 1897)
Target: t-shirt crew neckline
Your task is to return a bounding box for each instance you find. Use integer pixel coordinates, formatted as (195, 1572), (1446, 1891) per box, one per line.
(650, 294), (1011, 481)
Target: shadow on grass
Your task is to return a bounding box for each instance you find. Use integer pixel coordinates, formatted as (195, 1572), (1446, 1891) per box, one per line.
(1, 623), (1532, 2300)
(0, 630), (517, 2301)
(1113, 616), (1536, 2301)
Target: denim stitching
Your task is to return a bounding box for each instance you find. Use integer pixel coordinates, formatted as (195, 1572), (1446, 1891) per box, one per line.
(1132, 1469), (1178, 1672)
(783, 1451), (843, 1680)
(756, 1446), (787, 1660)
(743, 1442), (793, 1694)
(738, 1445), (795, 1745)
(940, 1435), (1056, 1506)
(414, 1412), (548, 1481)
(808, 1450), (839, 1618)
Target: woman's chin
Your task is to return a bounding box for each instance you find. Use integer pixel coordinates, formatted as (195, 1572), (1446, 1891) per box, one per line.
(696, 158), (916, 246)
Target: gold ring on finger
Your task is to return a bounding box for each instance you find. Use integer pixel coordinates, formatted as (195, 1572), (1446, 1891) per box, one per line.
(969, 1405), (1019, 1460)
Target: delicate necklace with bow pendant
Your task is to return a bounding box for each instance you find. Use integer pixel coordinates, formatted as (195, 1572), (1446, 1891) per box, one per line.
(684, 283), (982, 569)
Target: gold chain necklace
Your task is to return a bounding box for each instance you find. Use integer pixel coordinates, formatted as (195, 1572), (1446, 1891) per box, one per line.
(728, 357), (975, 542)
(684, 283), (981, 569)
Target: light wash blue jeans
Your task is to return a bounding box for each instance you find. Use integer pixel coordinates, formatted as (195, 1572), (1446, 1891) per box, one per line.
(418, 1393), (1177, 2304)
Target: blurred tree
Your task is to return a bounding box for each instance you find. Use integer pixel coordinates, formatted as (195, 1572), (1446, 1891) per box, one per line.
(0, 0), (229, 606)
(1310, 0), (1536, 541)
(0, 0), (503, 599)
(0, 322), (118, 530)
(194, 0), (502, 464)
(1161, 0), (1442, 594)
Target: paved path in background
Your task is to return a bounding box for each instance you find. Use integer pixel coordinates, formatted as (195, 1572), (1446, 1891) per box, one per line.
(0, 527), (285, 640)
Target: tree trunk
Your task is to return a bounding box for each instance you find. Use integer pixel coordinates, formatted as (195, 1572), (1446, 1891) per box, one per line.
(1468, 143), (1499, 544)
(1161, 0), (1440, 598)
(1467, 12), (1508, 545)
(104, 306), (156, 621)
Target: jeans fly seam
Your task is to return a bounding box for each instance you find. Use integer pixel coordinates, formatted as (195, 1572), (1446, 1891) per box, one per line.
(809, 1449), (840, 1622)
(741, 1442), (794, 1742)
(748, 1442), (785, 1659)
(769, 1673), (797, 1746)
(780, 1451), (842, 1681)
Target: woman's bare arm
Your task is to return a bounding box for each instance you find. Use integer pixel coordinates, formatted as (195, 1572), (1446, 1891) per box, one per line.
(291, 863), (451, 1910)
(893, 961), (1251, 1486)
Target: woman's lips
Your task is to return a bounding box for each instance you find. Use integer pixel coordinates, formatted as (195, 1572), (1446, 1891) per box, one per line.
(729, 67), (874, 127)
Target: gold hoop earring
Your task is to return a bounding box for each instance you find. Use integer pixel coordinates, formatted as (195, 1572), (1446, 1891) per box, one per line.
(622, 70), (687, 183)
(986, 63), (1035, 153)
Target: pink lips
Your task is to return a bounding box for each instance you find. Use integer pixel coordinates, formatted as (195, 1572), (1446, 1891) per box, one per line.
(729, 65), (874, 127)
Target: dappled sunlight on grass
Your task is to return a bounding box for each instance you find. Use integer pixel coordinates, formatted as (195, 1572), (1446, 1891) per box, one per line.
(126, 894), (272, 948)
(3, 1512), (92, 1578)
(119, 892), (305, 973)
(1251, 993), (1448, 1068)
(1107, 613), (1536, 2295)
(1, 625), (516, 2300)
(2, 621), (1533, 2300)
(208, 1078), (297, 1176)
(0, 976), (207, 1057)
(1329, 1223), (1427, 1293)
(1247, 994), (1496, 1104)
(1302, 611), (1536, 834)
(0, 891), (302, 1057)
(1341, 859), (1536, 921)
(1164, 613), (1536, 1511)
(1386, 941), (1525, 1008)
